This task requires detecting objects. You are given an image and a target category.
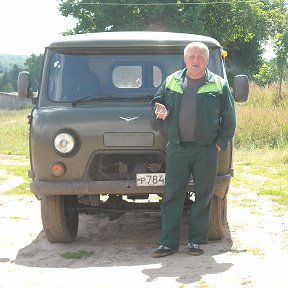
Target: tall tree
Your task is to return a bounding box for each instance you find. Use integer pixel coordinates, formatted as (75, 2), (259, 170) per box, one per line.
(59, 0), (206, 33)
(270, 0), (288, 99)
(0, 54), (43, 92)
(0, 65), (21, 92)
(24, 54), (44, 91)
(58, 0), (274, 76)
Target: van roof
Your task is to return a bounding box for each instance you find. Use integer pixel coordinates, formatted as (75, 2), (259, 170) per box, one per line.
(47, 31), (221, 50)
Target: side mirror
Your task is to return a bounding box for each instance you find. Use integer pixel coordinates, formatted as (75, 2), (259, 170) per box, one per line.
(18, 71), (34, 99)
(233, 75), (249, 102)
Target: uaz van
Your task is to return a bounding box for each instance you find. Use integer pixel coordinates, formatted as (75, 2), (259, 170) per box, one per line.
(18, 32), (248, 243)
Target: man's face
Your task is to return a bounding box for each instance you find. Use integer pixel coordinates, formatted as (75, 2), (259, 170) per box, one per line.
(184, 47), (208, 79)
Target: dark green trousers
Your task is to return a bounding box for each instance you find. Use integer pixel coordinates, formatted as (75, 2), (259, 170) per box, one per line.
(160, 142), (219, 248)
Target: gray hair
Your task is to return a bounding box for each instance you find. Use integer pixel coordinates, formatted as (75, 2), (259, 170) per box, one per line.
(184, 42), (209, 59)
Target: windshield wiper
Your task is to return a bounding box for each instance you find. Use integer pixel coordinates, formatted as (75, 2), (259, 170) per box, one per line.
(71, 94), (100, 106)
(71, 95), (122, 106)
(71, 94), (153, 106)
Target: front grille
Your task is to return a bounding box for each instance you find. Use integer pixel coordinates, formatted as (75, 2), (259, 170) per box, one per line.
(87, 150), (166, 181)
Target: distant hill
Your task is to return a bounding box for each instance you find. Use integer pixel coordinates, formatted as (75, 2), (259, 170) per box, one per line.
(0, 54), (29, 73)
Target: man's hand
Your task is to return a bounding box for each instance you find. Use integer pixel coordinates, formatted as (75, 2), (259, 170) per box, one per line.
(155, 102), (168, 120)
(216, 145), (221, 152)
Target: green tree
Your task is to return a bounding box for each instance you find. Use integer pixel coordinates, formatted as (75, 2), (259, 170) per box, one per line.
(59, 0), (206, 34)
(10, 64), (21, 90)
(254, 63), (275, 86)
(0, 72), (8, 91)
(270, 0), (288, 99)
(0, 54), (43, 92)
(200, 0), (272, 78)
(58, 0), (274, 77)
(4, 83), (14, 92)
(24, 54), (44, 91)
(0, 65), (21, 92)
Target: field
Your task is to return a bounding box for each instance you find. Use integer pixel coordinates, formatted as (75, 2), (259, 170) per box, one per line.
(0, 109), (30, 156)
(235, 82), (288, 149)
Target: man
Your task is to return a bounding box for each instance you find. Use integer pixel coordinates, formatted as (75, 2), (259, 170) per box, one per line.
(151, 42), (236, 257)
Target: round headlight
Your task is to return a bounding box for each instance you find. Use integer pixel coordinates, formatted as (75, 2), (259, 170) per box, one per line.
(54, 132), (75, 154)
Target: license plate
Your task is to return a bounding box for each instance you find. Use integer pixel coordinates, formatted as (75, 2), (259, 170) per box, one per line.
(136, 173), (165, 186)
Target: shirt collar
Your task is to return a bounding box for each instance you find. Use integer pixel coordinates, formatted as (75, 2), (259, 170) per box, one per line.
(179, 68), (215, 83)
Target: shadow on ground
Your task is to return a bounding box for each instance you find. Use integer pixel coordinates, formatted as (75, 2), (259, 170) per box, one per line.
(15, 211), (233, 285)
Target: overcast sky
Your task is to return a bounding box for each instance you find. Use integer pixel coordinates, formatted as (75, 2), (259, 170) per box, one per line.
(0, 0), (76, 55)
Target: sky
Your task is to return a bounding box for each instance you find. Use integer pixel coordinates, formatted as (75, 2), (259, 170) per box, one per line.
(0, 0), (76, 55)
(0, 0), (275, 59)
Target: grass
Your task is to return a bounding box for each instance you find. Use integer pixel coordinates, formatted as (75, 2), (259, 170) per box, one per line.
(194, 280), (210, 288)
(230, 245), (264, 256)
(60, 250), (94, 259)
(244, 82), (288, 108)
(247, 247), (265, 256)
(234, 82), (288, 149)
(229, 198), (256, 208)
(7, 181), (31, 195)
(0, 162), (31, 195)
(260, 189), (288, 206)
(231, 148), (288, 210)
(0, 109), (30, 156)
(235, 105), (288, 149)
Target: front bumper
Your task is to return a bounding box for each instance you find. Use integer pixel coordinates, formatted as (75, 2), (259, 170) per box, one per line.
(30, 174), (231, 199)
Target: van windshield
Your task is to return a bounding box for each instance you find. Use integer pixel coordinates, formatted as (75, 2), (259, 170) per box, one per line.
(47, 50), (223, 102)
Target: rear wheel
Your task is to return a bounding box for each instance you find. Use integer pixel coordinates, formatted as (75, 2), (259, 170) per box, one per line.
(209, 195), (227, 240)
(41, 195), (79, 243)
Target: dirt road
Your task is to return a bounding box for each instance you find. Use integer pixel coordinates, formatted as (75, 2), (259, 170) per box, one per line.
(1, 182), (288, 287)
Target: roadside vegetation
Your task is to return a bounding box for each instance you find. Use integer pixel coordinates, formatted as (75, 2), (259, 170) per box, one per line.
(0, 163), (31, 195)
(0, 84), (288, 209)
(232, 149), (288, 210)
(60, 250), (94, 259)
(0, 109), (30, 155)
(235, 82), (288, 150)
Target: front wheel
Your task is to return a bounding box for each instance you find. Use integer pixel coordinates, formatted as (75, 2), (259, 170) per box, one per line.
(41, 195), (79, 243)
(209, 195), (227, 240)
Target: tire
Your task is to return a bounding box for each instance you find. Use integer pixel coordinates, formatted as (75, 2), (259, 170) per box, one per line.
(209, 195), (227, 240)
(41, 195), (79, 243)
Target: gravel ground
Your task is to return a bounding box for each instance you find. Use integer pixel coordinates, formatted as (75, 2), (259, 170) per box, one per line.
(0, 168), (288, 288)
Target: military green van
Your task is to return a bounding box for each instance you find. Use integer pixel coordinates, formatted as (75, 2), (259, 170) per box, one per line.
(18, 31), (248, 243)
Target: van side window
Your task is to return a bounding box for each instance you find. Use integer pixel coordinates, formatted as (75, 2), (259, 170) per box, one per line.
(153, 66), (162, 88)
(112, 66), (142, 88)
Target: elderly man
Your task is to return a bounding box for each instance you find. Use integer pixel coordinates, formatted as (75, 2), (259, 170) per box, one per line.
(151, 42), (236, 257)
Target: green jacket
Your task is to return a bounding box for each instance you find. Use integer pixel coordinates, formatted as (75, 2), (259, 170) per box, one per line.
(151, 68), (236, 150)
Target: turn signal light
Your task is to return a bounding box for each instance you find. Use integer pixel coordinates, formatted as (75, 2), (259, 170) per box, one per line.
(51, 162), (66, 177)
(221, 50), (228, 58)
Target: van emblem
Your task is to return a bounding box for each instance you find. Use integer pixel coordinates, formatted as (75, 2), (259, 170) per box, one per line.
(119, 116), (139, 123)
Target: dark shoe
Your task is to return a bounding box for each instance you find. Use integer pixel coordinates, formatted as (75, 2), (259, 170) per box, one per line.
(188, 243), (203, 256)
(152, 245), (178, 258)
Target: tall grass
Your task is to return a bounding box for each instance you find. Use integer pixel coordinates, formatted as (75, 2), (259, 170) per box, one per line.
(234, 82), (288, 149)
(242, 82), (288, 108)
(0, 109), (30, 156)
